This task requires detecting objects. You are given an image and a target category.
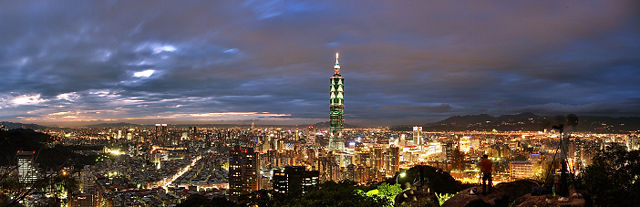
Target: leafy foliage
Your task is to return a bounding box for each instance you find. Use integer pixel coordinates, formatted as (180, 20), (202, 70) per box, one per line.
(375, 183), (403, 205)
(181, 181), (390, 207)
(279, 181), (388, 207)
(435, 192), (454, 206)
(358, 183), (403, 206)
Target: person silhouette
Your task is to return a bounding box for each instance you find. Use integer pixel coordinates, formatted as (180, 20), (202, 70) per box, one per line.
(479, 154), (493, 194)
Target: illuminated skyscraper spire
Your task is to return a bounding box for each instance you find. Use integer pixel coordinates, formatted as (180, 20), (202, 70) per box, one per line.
(328, 52), (345, 152)
(333, 52), (341, 75)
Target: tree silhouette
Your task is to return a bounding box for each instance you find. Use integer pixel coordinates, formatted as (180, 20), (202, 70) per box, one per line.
(582, 146), (640, 206)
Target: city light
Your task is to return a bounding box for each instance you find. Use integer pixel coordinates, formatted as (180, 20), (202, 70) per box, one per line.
(105, 148), (125, 156)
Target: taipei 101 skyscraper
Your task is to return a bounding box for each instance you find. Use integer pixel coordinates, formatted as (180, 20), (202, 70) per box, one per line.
(328, 53), (345, 152)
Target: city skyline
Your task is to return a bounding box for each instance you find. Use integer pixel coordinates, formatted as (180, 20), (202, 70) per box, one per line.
(1, 2), (638, 206)
(1, 1), (640, 127)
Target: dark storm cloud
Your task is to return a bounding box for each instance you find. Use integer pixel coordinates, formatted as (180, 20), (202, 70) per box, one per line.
(1, 0), (639, 126)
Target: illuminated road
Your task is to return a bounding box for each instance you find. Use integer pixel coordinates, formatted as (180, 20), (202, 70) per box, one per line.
(162, 155), (202, 191)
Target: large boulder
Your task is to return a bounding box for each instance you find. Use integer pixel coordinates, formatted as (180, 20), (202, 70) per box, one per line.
(401, 165), (464, 194)
(442, 180), (539, 207)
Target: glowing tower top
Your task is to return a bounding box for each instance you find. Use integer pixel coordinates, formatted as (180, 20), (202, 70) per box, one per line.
(334, 52), (340, 74)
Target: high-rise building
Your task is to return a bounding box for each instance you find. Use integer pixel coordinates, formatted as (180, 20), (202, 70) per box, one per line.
(510, 161), (534, 180)
(328, 53), (345, 152)
(318, 155), (340, 182)
(80, 166), (96, 194)
(272, 166), (319, 196)
(627, 135), (639, 151)
(17, 150), (38, 184)
(306, 125), (316, 146)
(155, 123), (168, 144)
(356, 166), (371, 184)
(413, 126), (422, 146)
(459, 136), (472, 153)
(70, 194), (94, 207)
(399, 134), (407, 147)
(345, 164), (357, 181)
(443, 141), (455, 161)
(229, 146), (259, 200)
(387, 146), (400, 176)
(373, 147), (384, 173)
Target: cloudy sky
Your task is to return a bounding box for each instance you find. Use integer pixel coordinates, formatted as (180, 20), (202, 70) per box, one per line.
(1, 0), (639, 127)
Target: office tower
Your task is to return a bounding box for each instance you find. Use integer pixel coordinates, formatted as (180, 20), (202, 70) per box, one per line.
(272, 166), (319, 196)
(229, 146), (259, 200)
(413, 126), (422, 146)
(17, 150), (38, 184)
(328, 53), (345, 152)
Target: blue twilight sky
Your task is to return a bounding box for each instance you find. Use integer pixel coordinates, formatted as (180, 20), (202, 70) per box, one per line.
(0, 0), (639, 127)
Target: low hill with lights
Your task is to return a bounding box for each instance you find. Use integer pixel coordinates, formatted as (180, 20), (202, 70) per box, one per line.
(0, 121), (51, 130)
(392, 112), (640, 133)
(312, 121), (359, 129)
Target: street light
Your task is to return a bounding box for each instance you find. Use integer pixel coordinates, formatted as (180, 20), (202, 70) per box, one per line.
(396, 172), (407, 186)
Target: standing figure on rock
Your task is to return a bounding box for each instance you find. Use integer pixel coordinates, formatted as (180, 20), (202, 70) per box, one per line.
(479, 154), (493, 194)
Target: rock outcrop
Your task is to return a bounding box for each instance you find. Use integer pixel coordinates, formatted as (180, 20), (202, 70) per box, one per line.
(512, 190), (588, 207)
(441, 180), (539, 207)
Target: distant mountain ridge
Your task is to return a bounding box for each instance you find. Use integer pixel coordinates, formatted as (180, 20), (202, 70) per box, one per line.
(0, 121), (50, 130)
(312, 121), (359, 129)
(393, 112), (640, 133)
(84, 122), (142, 128)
